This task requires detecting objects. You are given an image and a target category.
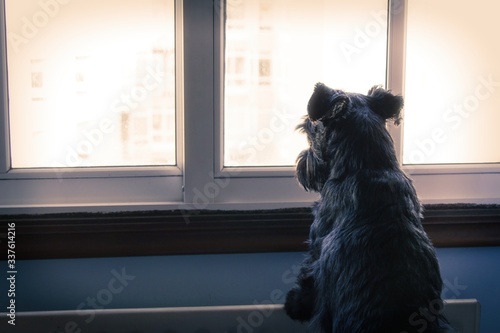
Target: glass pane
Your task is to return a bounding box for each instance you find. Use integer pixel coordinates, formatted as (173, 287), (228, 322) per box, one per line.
(224, 0), (388, 167)
(404, 0), (500, 165)
(5, 0), (176, 168)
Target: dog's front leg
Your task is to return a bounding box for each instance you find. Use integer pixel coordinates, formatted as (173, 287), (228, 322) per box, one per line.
(284, 256), (317, 322)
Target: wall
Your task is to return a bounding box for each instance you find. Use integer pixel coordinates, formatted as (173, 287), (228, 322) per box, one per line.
(1, 247), (499, 332)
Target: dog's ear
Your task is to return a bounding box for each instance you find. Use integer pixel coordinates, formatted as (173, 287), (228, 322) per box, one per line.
(307, 83), (349, 122)
(367, 86), (403, 125)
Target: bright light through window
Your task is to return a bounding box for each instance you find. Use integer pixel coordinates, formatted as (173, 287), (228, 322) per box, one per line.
(5, 0), (176, 169)
(224, 0), (388, 167)
(404, 0), (500, 165)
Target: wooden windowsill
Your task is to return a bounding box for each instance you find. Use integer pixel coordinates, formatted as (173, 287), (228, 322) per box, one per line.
(1, 204), (499, 260)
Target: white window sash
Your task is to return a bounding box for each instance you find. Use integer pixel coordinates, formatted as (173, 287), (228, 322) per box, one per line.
(0, 0), (184, 213)
(386, 0), (500, 204)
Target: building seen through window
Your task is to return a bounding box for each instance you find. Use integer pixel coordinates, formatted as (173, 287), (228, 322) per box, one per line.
(5, 0), (176, 168)
(224, 0), (388, 167)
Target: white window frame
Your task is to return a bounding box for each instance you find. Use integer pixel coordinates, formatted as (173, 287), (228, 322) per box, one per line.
(386, 0), (500, 204)
(0, 0), (185, 214)
(183, 0), (318, 211)
(0, 0), (498, 215)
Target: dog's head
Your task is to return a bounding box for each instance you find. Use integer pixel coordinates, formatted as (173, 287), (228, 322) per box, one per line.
(296, 83), (403, 192)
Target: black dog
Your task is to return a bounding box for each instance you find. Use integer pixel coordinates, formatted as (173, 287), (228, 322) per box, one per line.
(285, 83), (450, 333)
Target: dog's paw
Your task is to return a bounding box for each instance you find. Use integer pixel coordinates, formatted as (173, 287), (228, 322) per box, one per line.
(284, 287), (314, 322)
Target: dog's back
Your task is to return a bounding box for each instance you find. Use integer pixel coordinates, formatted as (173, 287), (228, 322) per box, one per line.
(286, 83), (451, 333)
(310, 171), (448, 333)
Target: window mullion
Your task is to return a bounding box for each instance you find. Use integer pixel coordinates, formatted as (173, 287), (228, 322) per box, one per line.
(386, 0), (407, 163)
(182, 0), (216, 206)
(0, 1), (10, 174)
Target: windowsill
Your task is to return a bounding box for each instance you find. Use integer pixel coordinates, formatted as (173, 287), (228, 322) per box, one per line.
(1, 204), (499, 260)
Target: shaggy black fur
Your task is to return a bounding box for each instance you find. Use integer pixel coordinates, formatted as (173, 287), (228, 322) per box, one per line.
(285, 83), (451, 333)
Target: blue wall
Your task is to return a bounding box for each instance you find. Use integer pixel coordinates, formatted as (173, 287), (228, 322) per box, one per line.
(2, 247), (499, 332)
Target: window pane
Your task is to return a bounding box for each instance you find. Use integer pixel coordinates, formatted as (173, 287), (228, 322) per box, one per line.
(224, 0), (388, 167)
(5, 0), (176, 168)
(404, 0), (500, 165)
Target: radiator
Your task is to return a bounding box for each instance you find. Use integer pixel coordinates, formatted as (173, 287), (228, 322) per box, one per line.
(1, 299), (480, 333)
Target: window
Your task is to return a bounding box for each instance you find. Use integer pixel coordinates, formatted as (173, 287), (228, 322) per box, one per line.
(224, 0), (388, 167)
(6, 0), (176, 168)
(0, 0), (498, 215)
(386, 0), (499, 203)
(403, 0), (500, 165)
(0, 0), (182, 211)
